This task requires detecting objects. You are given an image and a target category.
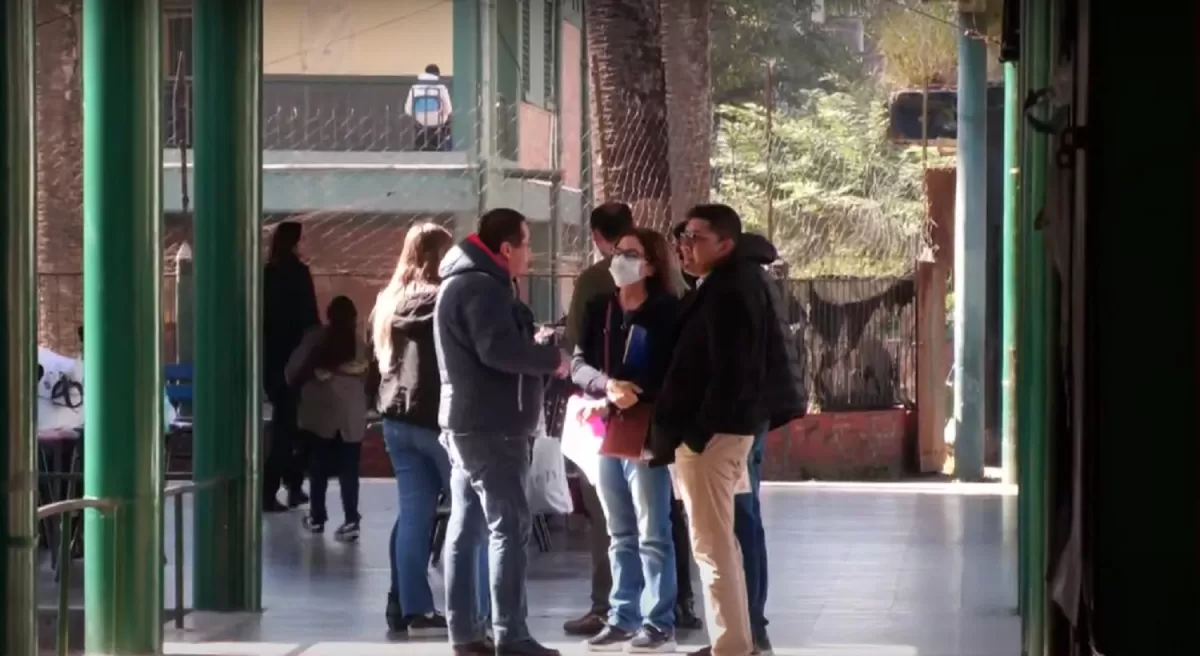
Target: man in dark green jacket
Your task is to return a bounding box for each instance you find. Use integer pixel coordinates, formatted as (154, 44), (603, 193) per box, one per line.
(563, 203), (632, 351)
(560, 202), (631, 636)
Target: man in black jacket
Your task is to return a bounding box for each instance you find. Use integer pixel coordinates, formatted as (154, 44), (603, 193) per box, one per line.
(731, 232), (806, 655)
(652, 204), (770, 656)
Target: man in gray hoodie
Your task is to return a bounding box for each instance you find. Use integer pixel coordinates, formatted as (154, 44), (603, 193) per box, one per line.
(435, 208), (567, 656)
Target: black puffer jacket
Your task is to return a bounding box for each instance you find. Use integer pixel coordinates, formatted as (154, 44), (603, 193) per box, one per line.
(372, 286), (441, 430)
(738, 233), (807, 427)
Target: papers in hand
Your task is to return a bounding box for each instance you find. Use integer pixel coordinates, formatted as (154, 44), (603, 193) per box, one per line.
(560, 395), (607, 485)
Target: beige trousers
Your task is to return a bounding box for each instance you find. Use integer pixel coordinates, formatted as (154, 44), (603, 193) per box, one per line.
(674, 434), (754, 656)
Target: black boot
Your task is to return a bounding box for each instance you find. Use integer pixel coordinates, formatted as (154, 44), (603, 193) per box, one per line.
(676, 597), (703, 630)
(286, 487), (309, 508)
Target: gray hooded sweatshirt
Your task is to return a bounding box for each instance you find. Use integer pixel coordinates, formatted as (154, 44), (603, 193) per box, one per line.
(434, 235), (561, 436)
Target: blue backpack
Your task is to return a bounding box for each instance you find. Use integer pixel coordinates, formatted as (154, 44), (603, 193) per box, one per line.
(411, 87), (442, 116)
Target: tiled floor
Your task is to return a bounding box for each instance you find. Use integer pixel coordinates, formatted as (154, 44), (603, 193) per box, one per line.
(40, 480), (1020, 655)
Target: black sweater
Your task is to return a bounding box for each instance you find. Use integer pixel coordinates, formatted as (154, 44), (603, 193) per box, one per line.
(369, 287), (441, 430)
(570, 289), (680, 412)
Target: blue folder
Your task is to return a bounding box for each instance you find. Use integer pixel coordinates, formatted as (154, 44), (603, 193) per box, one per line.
(623, 324), (650, 375)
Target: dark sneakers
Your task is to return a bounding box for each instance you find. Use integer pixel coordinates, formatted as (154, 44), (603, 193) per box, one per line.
(301, 515), (324, 533)
(404, 611), (448, 637)
(628, 625), (676, 653)
(333, 521), (360, 543)
(753, 626), (774, 655)
(563, 611), (607, 636)
(453, 637), (496, 656)
(286, 488), (309, 508)
(496, 637), (562, 656)
(585, 625), (634, 651)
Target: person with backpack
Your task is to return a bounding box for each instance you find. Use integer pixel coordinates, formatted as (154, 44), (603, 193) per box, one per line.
(406, 63), (453, 151)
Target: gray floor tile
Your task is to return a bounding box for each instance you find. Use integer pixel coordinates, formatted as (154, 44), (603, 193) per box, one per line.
(37, 480), (1019, 655)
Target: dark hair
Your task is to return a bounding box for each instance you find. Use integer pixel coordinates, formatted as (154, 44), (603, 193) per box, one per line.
(312, 296), (358, 370)
(670, 220), (687, 240)
(425, 63), (441, 76)
(269, 221), (303, 262)
(477, 208), (527, 253)
(589, 202), (634, 242)
(686, 203), (743, 241)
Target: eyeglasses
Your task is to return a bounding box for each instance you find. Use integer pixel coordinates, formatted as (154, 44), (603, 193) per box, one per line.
(679, 230), (716, 244)
(613, 249), (646, 260)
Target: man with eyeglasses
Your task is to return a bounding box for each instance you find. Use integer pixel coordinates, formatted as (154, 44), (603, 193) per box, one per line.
(650, 204), (773, 656)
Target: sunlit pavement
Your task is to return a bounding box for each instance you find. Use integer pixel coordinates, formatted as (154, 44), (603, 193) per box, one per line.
(41, 479), (1020, 655)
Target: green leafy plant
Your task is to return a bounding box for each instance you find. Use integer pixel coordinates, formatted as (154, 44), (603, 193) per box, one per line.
(712, 79), (945, 276)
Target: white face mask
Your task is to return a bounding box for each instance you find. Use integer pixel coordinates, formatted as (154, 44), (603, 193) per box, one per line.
(608, 254), (645, 287)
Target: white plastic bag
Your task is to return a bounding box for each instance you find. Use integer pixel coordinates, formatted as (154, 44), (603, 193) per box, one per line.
(526, 436), (572, 515)
(560, 394), (605, 485)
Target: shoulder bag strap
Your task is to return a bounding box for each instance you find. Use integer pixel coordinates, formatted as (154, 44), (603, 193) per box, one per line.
(603, 301), (613, 375)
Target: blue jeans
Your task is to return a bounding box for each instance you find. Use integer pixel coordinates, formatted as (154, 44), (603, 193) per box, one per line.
(443, 432), (532, 647)
(384, 419), (488, 619)
(596, 455), (677, 633)
(733, 426), (769, 632)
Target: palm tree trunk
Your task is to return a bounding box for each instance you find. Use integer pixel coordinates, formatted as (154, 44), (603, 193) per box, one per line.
(659, 0), (712, 223)
(585, 0), (673, 231)
(35, 0), (84, 353)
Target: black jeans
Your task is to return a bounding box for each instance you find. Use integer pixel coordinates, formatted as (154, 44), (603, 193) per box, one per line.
(306, 432), (362, 525)
(264, 381), (305, 498)
(671, 497), (695, 605)
(578, 474), (612, 614)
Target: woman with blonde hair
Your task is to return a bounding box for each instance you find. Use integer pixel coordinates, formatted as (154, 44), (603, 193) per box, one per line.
(370, 222), (472, 637)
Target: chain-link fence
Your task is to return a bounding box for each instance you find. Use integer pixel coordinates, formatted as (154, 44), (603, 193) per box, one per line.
(36, 3), (923, 414)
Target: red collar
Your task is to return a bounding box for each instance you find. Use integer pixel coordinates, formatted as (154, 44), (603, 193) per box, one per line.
(466, 233), (510, 273)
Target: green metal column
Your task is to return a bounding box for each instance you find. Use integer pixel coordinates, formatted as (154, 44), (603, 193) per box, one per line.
(451, 0), (480, 155)
(192, 0), (263, 612)
(81, 0), (164, 652)
(1018, 0), (1051, 652)
(951, 7), (988, 481)
(999, 60), (1020, 487)
(0, 1), (37, 653)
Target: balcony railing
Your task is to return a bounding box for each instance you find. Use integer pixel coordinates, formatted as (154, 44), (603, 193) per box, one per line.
(164, 76), (467, 153)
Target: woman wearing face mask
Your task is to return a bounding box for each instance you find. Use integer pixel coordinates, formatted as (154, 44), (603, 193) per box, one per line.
(570, 228), (686, 653)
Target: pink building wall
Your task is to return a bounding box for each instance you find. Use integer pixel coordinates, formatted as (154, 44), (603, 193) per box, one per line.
(516, 21), (583, 189)
(559, 22), (583, 189)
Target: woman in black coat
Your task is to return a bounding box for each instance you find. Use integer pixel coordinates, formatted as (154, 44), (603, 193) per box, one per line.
(262, 221), (320, 512)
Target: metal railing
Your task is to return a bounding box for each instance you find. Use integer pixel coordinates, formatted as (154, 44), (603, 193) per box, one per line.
(36, 476), (228, 656)
(37, 497), (120, 656)
(162, 477), (226, 630)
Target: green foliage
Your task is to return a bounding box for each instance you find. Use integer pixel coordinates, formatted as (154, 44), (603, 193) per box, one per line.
(712, 80), (944, 276)
(711, 0), (868, 105)
(869, 2), (959, 89)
